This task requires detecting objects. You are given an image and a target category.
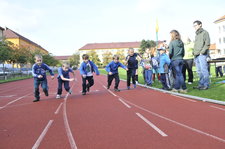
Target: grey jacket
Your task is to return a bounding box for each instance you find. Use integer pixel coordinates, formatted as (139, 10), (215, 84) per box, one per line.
(193, 28), (210, 56)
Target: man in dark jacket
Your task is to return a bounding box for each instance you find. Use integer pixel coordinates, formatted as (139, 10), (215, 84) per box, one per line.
(193, 20), (210, 90)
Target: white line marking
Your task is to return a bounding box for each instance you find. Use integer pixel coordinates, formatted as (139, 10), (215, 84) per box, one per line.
(32, 120), (54, 149)
(118, 98), (131, 108)
(63, 83), (78, 149)
(54, 102), (63, 114)
(171, 94), (197, 102)
(0, 95), (16, 98)
(136, 113), (168, 137)
(210, 105), (225, 112)
(103, 85), (117, 97)
(0, 93), (32, 110)
(124, 100), (225, 143)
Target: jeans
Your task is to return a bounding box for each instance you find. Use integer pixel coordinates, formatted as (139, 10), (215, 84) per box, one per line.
(194, 55), (209, 87)
(34, 78), (48, 99)
(144, 70), (153, 85)
(57, 79), (70, 95)
(171, 59), (186, 90)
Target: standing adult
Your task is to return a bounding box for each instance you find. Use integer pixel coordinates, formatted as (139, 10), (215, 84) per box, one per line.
(169, 30), (187, 93)
(193, 20), (210, 90)
(182, 37), (194, 84)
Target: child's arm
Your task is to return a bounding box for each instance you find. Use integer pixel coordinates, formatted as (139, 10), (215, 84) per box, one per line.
(119, 62), (128, 71)
(92, 62), (100, 75)
(45, 64), (54, 79)
(105, 62), (113, 74)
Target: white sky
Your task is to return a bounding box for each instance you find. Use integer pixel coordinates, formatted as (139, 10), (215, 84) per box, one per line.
(0, 0), (224, 56)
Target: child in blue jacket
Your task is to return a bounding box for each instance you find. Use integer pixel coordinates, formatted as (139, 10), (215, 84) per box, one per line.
(105, 55), (128, 92)
(79, 54), (100, 95)
(32, 54), (54, 102)
(158, 48), (171, 90)
(56, 63), (75, 99)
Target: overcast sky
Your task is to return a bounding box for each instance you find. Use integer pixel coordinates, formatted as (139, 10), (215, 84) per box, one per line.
(0, 0), (224, 56)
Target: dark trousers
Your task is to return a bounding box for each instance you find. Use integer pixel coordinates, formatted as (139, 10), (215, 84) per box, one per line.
(216, 66), (223, 77)
(160, 73), (169, 89)
(107, 73), (120, 89)
(82, 76), (94, 93)
(57, 79), (70, 95)
(34, 78), (48, 99)
(182, 59), (193, 83)
(127, 68), (136, 87)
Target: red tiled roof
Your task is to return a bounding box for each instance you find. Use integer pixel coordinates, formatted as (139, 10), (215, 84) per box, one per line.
(214, 15), (225, 23)
(54, 55), (72, 60)
(79, 42), (141, 50)
(0, 26), (4, 31)
(3, 28), (48, 53)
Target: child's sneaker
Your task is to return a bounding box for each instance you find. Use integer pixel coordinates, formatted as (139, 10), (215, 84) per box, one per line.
(127, 86), (130, 90)
(56, 94), (61, 99)
(82, 92), (86, 95)
(107, 85), (110, 89)
(44, 91), (49, 96)
(114, 88), (120, 92)
(33, 98), (40, 102)
(68, 89), (72, 94)
(171, 88), (179, 92)
(179, 89), (188, 93)
(133, 84), (136, 88)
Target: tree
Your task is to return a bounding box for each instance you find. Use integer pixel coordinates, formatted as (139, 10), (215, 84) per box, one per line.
(0, 40), (12, 76)
(116, 50), (126, 64)
(69, 52), (80, 69)
(139, 40), (156, 55)
(42, 53), (59, 66)
(87, 50), (101, 67)
(102, 51), (113, 67)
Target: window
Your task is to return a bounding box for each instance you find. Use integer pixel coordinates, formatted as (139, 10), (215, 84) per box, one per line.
(224, 37), (225, 43)
(219, 26), (221, 33)
(223, 25), (225, 32)
(219, 38), (221, 44)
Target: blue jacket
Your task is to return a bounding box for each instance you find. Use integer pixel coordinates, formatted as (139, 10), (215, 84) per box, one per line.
(105, 61), (127, 74)
(57, 67), (73, 79)
(158, 53), (171, 73)
(32, 63), (54, 80)
(79, 60), (100, 75)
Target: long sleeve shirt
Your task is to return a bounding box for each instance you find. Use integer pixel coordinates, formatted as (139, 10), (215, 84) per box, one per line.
(105, 61), (127, 74)
(32, 63), (54, 80)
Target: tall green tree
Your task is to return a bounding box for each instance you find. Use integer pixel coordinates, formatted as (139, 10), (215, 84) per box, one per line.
(116, 50), (126, 64)
(69, 52), (80, 69)
(42, 53), (59, 66)
(102, 51), (113, 67)
(0, 40), (12, 75)
(87, 50), (101, 67)
(139, 40), (156, 55)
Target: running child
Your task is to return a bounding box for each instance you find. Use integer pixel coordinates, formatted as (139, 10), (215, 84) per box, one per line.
(105, 55), (128, 92)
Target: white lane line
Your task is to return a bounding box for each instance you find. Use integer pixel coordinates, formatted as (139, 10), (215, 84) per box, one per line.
(136, 113), (168, 137)
(118, 98), (131, 108)
(210, 105), (225, 112)
(102, 85), (117, 97)
(171, 94), (197, 102)
(0, 93), (32, 110)
(124, 99), (225, 143)
(54, 102), (63, 114)
(0, 95), (16, 98)
(63, 83), (78, 149)
(32, 120), (54, 149)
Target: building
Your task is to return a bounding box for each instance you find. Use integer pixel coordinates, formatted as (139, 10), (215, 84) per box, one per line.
(54, 55), (72, 64)
(214, 15), (225, 57)
(79, 42), (141, 62)
(3, 28), (48, 54)
(0, 26), (4, 41)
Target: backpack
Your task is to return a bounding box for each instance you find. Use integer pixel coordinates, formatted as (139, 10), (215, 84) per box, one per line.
(152, 57), (159, 69)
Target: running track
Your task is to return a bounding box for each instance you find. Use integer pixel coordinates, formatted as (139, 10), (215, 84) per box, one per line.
(0, 71), (225, 149)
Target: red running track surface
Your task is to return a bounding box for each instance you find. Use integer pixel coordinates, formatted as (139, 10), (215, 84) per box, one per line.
(0, 71), (224, 149)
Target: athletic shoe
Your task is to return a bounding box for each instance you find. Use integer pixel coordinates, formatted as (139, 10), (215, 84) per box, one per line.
(179, 89), (188, 93)
(33, 98), (40, 102)
(171, 88), (179, 92)
(133, 84), (136, 88)
(68, 89), (72, 94)
(44, 91), (49, 96)
(82, 92), (86, 95)
(114, 88), (120, 92)
(56, 94), (61, 99)
(107, 85), (110, 89)
(127, 86), (130, 90)
(188, 82), (193, 84)
(199, 86), (208, 90)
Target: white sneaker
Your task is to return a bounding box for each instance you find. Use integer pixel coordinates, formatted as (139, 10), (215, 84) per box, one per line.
(68, 89), (72, 94)
(56, 94), (61, 99)
(188, 82), (192, 84)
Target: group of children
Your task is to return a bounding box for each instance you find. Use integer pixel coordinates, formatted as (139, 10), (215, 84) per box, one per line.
(33, 43), (185, 102)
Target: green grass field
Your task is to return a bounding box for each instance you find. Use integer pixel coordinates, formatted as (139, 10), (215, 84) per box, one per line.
(99, 66), (225, 102)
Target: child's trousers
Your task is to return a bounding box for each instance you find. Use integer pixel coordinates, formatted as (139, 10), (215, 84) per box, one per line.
(82, 76), (94, 93)
(57, 79), (70, 95)
(107, 73), (120, 89)
(34, 78), (48, 99)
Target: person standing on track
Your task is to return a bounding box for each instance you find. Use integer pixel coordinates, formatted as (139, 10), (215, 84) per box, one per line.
(79, 54), (100, 95)
(32, 54), (54, 102)
(56, 63), (75, 99)
(105, 55), (128, 92)
(125, 48), (142, 90)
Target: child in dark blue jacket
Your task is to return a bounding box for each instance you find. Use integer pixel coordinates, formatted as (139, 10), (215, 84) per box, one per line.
(79, 54), (100, 95)
(105, 55), (128, 92)
(32, 54), (54, 102)
(56, 63), (75, 99)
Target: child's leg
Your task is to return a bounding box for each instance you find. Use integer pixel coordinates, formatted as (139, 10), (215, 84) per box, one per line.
(82, 77), (87, 93)
(64, 81), (70, 92)
(34, 79), (40, 100)
(131, 69), (136, 85)
(57, 79), (63, 95)
(107, 74), (114, 88)
(41, 79), (48, 96)
(114, 73), (120, 89)
(87, 76), (94, 89)
(127, 69), (132, 87)
(160, 73), (168, 89)
(135, 69), (138, 83)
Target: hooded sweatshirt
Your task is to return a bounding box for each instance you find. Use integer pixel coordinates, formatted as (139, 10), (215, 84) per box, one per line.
(169, 39), (185, 61)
